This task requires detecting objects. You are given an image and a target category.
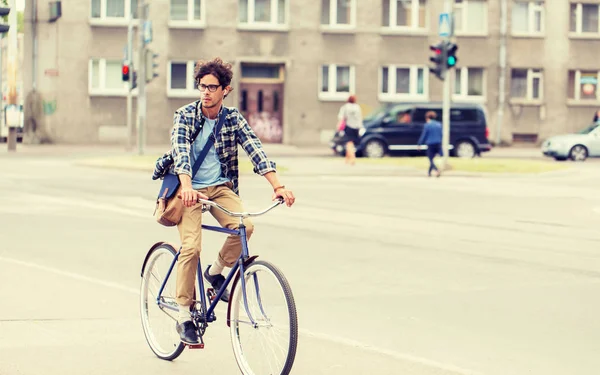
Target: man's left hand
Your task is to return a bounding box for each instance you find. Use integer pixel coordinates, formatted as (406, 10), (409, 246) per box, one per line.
(273, 187), (295, 207)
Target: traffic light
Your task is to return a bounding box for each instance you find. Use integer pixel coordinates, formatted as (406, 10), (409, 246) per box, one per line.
(122, 61), (130, 82)
(144, 48), (159, 83)
(0, 7), (10, 33)
(429, 41), (447, 81)
(446, 42), (458, 69)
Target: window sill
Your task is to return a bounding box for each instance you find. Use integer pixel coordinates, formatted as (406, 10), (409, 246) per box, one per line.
(510, 33), (545, 39)
(379, 27), (428, 36)
(566, 99), (600, 106)
(569, 32), (600, 40)
(509, 98), (543, 106)
(320, 25), (357, 34)
(378, 94), (428, 102)
(237, 23), (290, 32)
(167, 90), (199, 99)
(453, 95), (486, 103)
(168, 21), (206, 29)
(90, 89), (137, 97)
(319, 92), (352, 102)
(455, 32), (488, 38)
(89, 18), (137, 28)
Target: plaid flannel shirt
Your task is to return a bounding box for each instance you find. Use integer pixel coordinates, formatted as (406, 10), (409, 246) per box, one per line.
(166, 100), (276, 195)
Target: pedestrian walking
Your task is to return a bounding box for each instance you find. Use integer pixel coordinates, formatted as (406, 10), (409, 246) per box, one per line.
(417, 111), (443, 177)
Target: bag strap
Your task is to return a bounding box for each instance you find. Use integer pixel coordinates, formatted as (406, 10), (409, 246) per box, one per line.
(190, 106), (228, 178)
(190, 101), (205, 144)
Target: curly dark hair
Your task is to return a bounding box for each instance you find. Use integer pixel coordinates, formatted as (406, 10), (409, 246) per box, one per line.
(194, 57), (234, 97)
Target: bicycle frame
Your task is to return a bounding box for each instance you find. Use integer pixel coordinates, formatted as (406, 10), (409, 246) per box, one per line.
(154, 221), (259, 326)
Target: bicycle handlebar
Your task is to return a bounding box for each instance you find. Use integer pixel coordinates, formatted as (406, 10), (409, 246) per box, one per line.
(197, 197), (285, 218)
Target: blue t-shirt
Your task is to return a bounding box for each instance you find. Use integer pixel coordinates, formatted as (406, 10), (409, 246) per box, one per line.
(191, 117), (230, 189)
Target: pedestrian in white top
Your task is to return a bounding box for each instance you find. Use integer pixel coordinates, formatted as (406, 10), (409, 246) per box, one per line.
(337, 95), (363, 165)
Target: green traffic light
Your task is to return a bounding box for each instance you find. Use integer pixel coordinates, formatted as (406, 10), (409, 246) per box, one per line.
(447, 56), (456, 66)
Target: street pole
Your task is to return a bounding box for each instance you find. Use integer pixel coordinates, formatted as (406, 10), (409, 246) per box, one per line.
(126, 13), (134, 151)
(441, 0), (454, 169)
(441, 58), (450, 169)
(496, 0), (508, 146)
(137, 0), (146, 156)
(6, 0), (17, 152)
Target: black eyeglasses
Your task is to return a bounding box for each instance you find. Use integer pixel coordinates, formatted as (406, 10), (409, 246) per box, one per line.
(198, 84), (221, 92)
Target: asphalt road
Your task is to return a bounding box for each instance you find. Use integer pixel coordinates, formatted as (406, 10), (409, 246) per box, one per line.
(1, 153), (599, 375)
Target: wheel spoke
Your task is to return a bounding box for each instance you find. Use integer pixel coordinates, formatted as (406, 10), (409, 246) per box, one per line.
(140, 245), (185, 361)
(230, 261), (298, 375)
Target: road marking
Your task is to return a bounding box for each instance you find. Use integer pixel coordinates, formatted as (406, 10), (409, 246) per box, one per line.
(0, 256), (138, 295)
(299, 329), (482, 375)
(0, 255), (482, 375)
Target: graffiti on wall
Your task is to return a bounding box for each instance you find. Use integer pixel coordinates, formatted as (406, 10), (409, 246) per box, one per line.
(43, 99), (57, 115)
(247, 111), (282, 143)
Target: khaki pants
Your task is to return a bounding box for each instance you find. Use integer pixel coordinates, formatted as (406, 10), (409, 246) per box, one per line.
(175, 184), (254, 307)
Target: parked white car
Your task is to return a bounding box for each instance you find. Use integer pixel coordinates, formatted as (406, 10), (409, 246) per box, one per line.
(541, 123), (600, 161)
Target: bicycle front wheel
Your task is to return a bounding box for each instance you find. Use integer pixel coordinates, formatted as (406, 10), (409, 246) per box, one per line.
(230, 260), (298, 375)
(140, 243), (185, 361)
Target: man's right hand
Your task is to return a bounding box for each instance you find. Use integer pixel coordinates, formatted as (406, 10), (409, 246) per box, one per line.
(180, 187), (208, 207)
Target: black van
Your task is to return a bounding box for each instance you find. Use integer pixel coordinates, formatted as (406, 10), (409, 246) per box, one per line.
(330, 102), (492, 158)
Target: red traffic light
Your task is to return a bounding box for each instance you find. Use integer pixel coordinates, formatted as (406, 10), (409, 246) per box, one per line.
(429, 45), (442, 54)
(122, 63), (130, 81)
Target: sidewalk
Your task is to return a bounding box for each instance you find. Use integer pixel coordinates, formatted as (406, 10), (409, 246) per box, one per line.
(0, 142), (571, 178)
(0, 142), (542, 159)
(0, 142), (332, 158)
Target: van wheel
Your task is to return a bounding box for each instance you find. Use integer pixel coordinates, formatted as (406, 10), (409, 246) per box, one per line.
(364, 140), (386, 158)
(455, 140), (476, 158)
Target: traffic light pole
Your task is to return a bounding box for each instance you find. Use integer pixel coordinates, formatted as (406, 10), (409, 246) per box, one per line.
(441, 0), (454, 170)
(137, 0), (147, 156)
(442, 61), (450, 169)
(126, 14), (134, 152)
(6, 0), (17, 152)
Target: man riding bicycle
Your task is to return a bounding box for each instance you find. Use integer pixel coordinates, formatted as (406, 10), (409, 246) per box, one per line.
(164, 57), (295, 345)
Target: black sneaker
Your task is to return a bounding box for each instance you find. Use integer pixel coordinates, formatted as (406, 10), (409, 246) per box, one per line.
(176, 320), (199, 345)
(204, 265), (230, 302)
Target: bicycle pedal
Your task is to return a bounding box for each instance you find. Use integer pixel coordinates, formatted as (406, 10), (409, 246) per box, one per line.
(207, 288), (217, 302)
(186, 343), (205, 349)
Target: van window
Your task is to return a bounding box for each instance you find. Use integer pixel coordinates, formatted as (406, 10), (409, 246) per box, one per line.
(413, 108), (442, 123)
(450, 109), (479, 122)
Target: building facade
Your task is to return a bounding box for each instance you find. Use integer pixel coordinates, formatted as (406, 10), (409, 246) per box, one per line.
(22, 0), (600, 146)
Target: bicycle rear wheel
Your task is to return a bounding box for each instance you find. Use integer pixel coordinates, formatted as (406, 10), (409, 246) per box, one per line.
(230, 260), (298, 375)
(140, 243), (185, 360)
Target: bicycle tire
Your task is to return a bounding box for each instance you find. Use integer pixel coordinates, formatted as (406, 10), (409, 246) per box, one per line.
(140, 243), (185, 361)
(229, 260), (298, 375)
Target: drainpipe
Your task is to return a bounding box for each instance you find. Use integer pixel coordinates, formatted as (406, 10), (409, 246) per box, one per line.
(31, 0), (37, 90)
(496, 0), (507, 146)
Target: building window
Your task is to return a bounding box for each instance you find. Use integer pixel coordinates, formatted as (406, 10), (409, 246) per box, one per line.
(170, 0), (203, 23)
(453, 0), (487, 34)
(568, 70), (600, 101)
(511, 1), (544, 35)
(239, 0), (287, 26)
(319, 64), (355, 100)
(570, 3), (600, 34)
(453, 67), (484, 98)
(168, 61), (197, 97)
(382, 0), (427, 29)
(89, 58), (129, 95)
(321, 0), (355, 27)
(91, 0), (138, 20)
(379, 65), (428, 101)
(510, 68), (543, 100)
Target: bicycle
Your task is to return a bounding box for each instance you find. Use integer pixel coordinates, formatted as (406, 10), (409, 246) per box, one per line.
(139, 197), (298, 375)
